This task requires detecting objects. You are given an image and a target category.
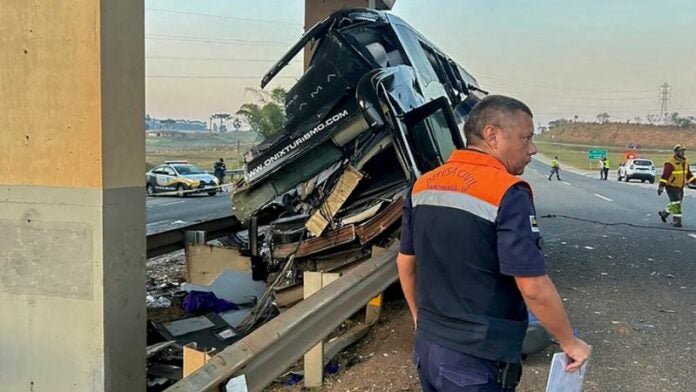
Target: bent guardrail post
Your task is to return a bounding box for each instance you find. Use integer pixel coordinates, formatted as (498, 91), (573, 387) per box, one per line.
(165, 241), (399, 392)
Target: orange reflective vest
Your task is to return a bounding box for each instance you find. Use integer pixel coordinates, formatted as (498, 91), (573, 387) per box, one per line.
(661, 157), (695, 188)
(409, 149), (532, 362)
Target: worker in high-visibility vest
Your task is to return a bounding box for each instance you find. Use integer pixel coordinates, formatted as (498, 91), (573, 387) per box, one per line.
(548, 156), (561, 181)
(658, 144), (695, 227)
(599, 157), (610, 180)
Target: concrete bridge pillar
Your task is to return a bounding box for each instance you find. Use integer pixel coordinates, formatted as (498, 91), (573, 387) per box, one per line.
(0, 0), (145, 390)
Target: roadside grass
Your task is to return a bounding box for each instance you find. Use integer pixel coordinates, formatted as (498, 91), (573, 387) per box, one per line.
(146, 132), (258, 171)
(536, 142), (671, 171)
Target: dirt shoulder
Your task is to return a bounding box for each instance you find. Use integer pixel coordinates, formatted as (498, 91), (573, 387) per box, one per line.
(268, 298), (558, 392)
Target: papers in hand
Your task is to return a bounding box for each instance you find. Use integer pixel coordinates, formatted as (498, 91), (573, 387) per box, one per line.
(545, 352), (589, 392)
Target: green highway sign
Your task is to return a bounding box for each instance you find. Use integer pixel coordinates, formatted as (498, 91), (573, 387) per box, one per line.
(588, 149), (607, 159)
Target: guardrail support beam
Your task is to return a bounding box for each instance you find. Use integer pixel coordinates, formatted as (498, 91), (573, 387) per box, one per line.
(303, 272), (340, 387)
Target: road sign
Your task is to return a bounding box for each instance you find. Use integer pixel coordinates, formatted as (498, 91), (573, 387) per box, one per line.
(588, 149), (607, 159)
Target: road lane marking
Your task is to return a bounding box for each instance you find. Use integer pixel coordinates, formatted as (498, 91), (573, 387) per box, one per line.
(593, 193), (613, 202)
(562, 181), (572, 186)
(688, 234), (696, 240)
(147, 220), (169, 227)
(160, 201), (185, 206)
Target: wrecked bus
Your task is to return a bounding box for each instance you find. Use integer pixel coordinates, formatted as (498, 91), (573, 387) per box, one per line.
(233, 9), (483, 277)
(229, 9), (549, 354)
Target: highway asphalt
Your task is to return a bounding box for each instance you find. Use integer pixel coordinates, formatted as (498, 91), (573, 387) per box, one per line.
(144, 158), (696, 390)
(519, 159), (696, 391)
(145, 190), (233, 235)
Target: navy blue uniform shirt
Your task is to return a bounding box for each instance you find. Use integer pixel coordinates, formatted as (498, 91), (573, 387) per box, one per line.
(400, 183), (546, 277)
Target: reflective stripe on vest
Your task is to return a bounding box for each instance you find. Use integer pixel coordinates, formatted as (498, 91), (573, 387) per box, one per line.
(667, 158), (689, 188)
(412, 190), (498, 222)
(410, 149), (530, 363)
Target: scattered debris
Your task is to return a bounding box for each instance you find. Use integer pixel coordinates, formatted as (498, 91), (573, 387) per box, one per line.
(147, 295), (172, 309)
(226, 375), (249, 392)
(147, 341), (176, 359)
(183, 343), (217, 378)
(181, 269), (266, 305)
(186, 244), (251, 285)
(182, 291), (239, 314)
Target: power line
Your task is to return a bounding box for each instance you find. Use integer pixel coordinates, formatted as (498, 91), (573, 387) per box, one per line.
(146, 55), (301, 64)
(145, 34), (293, 47)
(146, 7), (302, 27)
(484, 84), (658, 102)
(476, 73), (656, 95)
(146, 75), (299, 80)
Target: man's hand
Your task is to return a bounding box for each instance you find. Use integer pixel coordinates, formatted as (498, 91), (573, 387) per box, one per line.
(560, 337), (591, 372)
(657, 186), (664, 196)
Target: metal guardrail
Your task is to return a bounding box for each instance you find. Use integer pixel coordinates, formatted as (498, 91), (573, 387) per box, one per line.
(146, 215), (242, 258)
(165, 242), (399, 392)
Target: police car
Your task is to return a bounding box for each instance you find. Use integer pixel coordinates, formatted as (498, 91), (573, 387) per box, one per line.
(146, 161), (220, 197)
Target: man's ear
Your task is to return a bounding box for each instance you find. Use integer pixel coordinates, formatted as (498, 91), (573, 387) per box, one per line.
(481, 124), (499, 148)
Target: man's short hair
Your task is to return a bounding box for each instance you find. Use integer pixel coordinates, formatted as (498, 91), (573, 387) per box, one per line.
(464, 95), (533, 145)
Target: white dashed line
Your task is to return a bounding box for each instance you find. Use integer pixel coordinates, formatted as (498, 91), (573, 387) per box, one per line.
(593, 193), (613, 202)
(146, 220), (169, 227)
(562, 181), (572, 186)
(688, 234), (696, 240)
(160, 201), (185, 206)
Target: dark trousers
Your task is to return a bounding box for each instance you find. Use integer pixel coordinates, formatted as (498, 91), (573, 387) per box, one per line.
(601, 168), (609, 180)
(414, 335), (519, 391)
(548, 167), (560, 180)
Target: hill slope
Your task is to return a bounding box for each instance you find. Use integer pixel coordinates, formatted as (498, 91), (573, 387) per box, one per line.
(537, 123), (696, 149)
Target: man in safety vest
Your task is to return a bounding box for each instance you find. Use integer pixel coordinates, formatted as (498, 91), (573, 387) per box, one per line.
(599, 157), (610, 180)
(397, 96), (590, 391)
(548, 156), (561, 181)
(658, 144), (695, 227)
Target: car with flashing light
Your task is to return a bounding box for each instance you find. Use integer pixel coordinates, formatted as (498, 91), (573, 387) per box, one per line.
(146, 161), (220, 197)
(617, 158), (655, 183)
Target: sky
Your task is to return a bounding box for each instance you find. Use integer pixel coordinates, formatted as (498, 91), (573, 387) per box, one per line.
(145, 0), (696, 127)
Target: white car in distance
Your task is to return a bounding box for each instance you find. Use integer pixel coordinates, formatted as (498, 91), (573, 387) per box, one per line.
(617, 158), (655, 183)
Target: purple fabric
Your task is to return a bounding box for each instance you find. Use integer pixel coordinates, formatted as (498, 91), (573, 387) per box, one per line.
(182, 290), (238, 313)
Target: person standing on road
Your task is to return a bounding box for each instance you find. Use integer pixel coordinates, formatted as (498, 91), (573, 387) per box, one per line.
(397, 95), (591, 392)
(214, 158), (227, 187)
(548, 156), (561, 181)
(600, 157), (610, 180)
(658, 145), (695, 227)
